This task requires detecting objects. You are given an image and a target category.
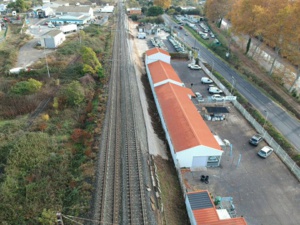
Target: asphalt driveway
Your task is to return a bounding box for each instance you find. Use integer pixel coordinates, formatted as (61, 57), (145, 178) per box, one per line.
(171, 59), (300, 225)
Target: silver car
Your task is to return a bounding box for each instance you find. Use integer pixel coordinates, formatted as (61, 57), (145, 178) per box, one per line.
(257, 146), (274, 158)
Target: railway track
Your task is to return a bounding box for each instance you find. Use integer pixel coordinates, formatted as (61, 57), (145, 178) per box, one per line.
(91, 1), (155, 225)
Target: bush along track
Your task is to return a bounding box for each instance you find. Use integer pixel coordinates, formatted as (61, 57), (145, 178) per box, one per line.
(0, 24), (113, 224)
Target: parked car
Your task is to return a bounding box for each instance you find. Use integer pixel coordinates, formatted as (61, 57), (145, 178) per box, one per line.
(257, 146), (273, 158)
(195, 92), (201, 98)
(209, 87), (223, 94)
(201, 34), (209, 40)
(203, 28), (209, 33)
(210, 32), (215, 38)
(214, 39), (220, 45)
(190, 64), (201, 70)
(207, 84), (216, 90)
(201, 77), (213, 84)
(48, 23), (55, 28)
(211, 94), (224, 101)
(249, 134), (263, 146)
(195, 92), (204, 102)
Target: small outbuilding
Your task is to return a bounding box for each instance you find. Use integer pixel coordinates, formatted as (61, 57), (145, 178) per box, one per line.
(41, 30), (65, 49)
(127, 8), (142, 15)
(32, 6), (55, 18)
(100, 5), (114, 13)
(186, 190), (247, 225)
(55, 6), (94, 19)
(50, 15), (90, 25)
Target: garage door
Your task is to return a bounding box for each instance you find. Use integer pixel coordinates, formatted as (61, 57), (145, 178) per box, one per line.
(191, 156), (208, 170)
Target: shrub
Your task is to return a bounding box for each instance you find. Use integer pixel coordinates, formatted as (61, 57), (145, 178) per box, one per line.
(10, 78), (42, 95)
(61, 81), (85, 106)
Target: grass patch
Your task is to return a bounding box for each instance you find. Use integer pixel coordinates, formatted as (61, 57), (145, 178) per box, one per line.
(155, 157), (189, 225)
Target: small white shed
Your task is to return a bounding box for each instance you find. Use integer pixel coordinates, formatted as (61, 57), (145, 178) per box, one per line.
(41, 30), (65, 49)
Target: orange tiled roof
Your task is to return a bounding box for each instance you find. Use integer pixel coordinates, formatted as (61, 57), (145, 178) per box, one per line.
(200, 218), (247, 225)
(145, 47), (170, 56)
(188, 191), (247, 225)
(148, 60), (182, 84)
(194, 208), (220, 223)
(155, 83), (221, 152)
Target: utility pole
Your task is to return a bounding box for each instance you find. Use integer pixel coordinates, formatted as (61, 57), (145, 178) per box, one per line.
(44, 47), (50, 78)
(56, 212), (64, 225)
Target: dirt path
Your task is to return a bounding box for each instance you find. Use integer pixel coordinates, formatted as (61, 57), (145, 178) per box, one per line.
(128, 20), (168, 159)
(16, 38), (54, 68)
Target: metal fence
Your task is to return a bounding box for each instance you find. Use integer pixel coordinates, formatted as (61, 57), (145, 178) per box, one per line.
(199, 60), (300, 182)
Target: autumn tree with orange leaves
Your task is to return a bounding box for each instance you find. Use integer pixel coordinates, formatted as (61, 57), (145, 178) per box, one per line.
(205, 0), (235, 28)
(230, 0), (300, 89)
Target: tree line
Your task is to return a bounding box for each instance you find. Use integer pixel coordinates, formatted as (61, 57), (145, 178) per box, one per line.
(205, 0), (300, 91)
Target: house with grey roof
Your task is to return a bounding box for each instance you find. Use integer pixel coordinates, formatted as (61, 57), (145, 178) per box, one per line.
(55, 6), (94, 19)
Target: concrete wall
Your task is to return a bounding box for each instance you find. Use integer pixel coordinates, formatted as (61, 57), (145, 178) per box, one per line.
(185, 197), (197, 225)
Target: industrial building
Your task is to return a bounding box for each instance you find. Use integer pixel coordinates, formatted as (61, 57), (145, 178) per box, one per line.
(55, 6), (94, 19)
(145, 48), (223, 169)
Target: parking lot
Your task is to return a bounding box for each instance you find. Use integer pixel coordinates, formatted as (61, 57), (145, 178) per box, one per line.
(170, 60), (300, 225)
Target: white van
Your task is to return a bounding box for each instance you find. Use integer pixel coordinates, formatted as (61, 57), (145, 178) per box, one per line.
(137, 32), (146, 39)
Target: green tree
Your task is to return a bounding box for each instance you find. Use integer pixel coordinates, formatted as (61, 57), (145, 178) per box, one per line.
(38, 209), (56, 225)
(80, 46), (103, 78)
(147, 6), (164, 16)
(11, 78), (42, 95)
(62, 81), (85, 106)
(8, 0), (28, 12)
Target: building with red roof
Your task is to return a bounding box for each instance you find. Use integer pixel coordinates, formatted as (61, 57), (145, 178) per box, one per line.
(145, 48), (223, 168)
(145, 47), (170, 65)
(186, 191), (247, 225)
(146, 60), (184, 88)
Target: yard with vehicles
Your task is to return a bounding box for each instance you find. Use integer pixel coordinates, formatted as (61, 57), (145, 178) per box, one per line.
(169, 59), (300, 225)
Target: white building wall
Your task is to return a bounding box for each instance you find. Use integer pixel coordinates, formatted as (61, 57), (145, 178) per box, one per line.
(145, 52), (171, 65)
(153, 79), (184, 88)
(185, 197), (197, 225)
(176, 146), (222, 168)
(54, 32), (65, 47)
(88, 8), (94, 18)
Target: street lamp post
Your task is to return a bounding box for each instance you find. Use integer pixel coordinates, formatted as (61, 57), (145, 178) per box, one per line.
(230, 76), (235, 95)
(262, 110), (269, 130)
(44, 47), (50, 78)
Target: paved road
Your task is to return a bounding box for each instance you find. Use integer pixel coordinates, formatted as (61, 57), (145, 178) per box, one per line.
(163, 15), (300, 152)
